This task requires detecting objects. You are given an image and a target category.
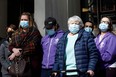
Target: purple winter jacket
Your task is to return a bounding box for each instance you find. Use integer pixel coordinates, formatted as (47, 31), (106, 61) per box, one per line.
(94, 32), (116, 68)
(41, 30), (64, 69)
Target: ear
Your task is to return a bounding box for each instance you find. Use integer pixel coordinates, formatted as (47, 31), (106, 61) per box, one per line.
(53, 25), (57, 31)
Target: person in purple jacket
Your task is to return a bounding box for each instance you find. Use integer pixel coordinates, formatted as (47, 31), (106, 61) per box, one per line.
(94, 17), (116, 77)
(41, 17), (64, 77)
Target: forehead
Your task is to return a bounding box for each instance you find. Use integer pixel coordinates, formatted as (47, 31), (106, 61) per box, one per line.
(85, 22), (92, 26)
(69, 20), (80, 24)
(20, 15), (29, 19)
(101, 17), (110, 22)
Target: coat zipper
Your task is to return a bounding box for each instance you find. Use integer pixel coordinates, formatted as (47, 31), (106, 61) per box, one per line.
(47, 38), (53, 68)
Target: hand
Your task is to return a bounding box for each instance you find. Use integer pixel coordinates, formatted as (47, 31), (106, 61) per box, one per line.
(51, 72), (57, 77)
(8, 66), (11, 70)
(8, 53), (16, 60)
(12, 48), (22, 56)
(87, 70), (94, 77)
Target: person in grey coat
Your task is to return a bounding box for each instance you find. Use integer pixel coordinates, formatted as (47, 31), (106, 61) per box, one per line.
(0, 39), (12, 77)
(0, 25), (16, 77)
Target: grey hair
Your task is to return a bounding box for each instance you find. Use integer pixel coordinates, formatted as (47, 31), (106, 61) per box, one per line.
(68, 15), (84, 27)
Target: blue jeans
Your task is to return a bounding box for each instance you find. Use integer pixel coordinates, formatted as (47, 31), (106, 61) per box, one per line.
(41, 68), (52, 77)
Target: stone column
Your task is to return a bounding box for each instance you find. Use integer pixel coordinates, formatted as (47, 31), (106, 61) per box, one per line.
(34, 0), (45, 36)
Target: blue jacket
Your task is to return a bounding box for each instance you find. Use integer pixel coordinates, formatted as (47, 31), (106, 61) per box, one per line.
(53, 29), (98, 77)
(41, 30), (64, 69)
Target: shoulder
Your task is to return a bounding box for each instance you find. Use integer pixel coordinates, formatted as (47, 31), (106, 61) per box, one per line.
(0, 38), (4, 45)
(56, 30), (64, 34)
(31, 27), (42, 37)
(107, 32), (116, 40)
(55, 30), (64, 38)
(108, 32), (116, 37)
(60, 31), (69, 38)
(81, 29), (94, 38)
(0, 40), (8, 47)
(42, 35), (49, 41)
(57, 31), (68, 44)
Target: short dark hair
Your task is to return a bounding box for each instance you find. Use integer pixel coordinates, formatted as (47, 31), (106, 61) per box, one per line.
(9, 24), (17, 30)
(84, 21), (94, 28)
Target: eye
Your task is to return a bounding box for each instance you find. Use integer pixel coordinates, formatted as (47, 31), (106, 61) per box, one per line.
(101, 21), (109, 24)
(85, 25), (92, 28)
(20, 19), (29, 21)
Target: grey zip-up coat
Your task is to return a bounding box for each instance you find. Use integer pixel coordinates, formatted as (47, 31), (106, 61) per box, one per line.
(0, 40), (11, 77)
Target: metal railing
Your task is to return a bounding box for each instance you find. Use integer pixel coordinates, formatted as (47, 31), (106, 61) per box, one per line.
(51, 69), (91, 77)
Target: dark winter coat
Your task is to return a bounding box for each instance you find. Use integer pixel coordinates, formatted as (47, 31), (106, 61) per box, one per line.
(53, 29), (98, 77)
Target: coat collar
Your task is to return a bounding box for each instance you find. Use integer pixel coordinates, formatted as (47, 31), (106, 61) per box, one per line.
(95, 32), (111, 46)
(63, 29), (84, 40)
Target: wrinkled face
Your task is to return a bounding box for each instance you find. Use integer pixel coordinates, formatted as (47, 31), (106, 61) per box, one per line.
(68, 20), (80, 26)
(101, 17), (110, 24)
(68, 20), (81, 34)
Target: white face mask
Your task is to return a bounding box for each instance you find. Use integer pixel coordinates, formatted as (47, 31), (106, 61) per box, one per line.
(99, 23), (109, 32)
(46, 29), (56, 36)
(68, 24), (80, 34)
(20, 21), (29, 28)
(84, 27), (92, 32)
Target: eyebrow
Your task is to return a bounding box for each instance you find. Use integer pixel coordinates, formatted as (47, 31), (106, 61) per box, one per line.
(101, 21), (109, 23)
(85, 25), (92, 26)
(85, 25), (92, 28)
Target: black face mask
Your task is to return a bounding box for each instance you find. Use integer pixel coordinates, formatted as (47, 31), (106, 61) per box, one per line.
(7, 31), (14, 38)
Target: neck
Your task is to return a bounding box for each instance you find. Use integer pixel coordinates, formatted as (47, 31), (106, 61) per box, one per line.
(69, 33), (77, 36)
(101, 32), (107, 35)
(23, 28), (28, 32)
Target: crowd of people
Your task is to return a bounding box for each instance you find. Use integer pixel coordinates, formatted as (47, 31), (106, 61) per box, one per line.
(0, 12), (116, 77)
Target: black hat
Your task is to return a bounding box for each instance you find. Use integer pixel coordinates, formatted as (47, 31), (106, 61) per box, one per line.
(44, 17), (57, 29)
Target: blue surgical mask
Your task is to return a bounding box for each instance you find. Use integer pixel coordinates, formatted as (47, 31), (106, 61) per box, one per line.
(99, 23), (108, 32)
(20, 21), (29, 28)
(46, 29), (56, 36)
(68, 24), (80, 34)
(84, 27), (92, 32)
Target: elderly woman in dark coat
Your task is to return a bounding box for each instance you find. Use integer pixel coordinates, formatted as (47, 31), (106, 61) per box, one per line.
(52, 15), (99, 77)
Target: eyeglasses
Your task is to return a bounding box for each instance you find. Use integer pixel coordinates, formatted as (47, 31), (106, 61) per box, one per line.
(85, 25), (92, 28)
(101, 21), (109, 24)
